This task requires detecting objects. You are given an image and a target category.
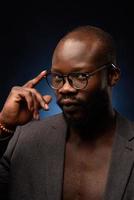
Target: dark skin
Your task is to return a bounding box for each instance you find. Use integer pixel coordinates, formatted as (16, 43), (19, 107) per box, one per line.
(0, 71), (52, 129)
(51, 33), (120, 199)
(0, 28), (120, 200)
(52, 34), (119, 136)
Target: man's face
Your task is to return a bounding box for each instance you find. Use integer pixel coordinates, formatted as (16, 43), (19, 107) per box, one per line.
(51, 38), (110, 123)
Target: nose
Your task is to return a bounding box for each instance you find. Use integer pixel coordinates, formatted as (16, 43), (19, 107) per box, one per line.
(58, 77), (76, 94)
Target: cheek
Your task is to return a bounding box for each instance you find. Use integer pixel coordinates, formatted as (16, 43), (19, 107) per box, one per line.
(86, 74), (108, 93)
(83, 78), (101, 97)
(79, 80), (108, 105)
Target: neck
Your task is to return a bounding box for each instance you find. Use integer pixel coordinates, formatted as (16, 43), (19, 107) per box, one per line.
(67, 108), (116, 143)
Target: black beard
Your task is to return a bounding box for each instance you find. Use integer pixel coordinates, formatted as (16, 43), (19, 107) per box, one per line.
(59, 89), (113, 139)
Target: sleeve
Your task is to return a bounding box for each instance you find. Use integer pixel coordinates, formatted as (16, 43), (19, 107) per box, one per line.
(0, 135), (13, 159)
(0, 127), (21, 199)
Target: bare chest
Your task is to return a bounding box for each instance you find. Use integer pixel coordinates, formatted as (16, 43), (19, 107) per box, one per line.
(63, 142), (112, 200)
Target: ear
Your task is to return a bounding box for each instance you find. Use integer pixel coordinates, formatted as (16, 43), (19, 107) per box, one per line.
(108, 66), (121, 86)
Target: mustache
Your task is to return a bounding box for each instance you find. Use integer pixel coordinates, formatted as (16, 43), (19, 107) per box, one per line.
(57, 94), (85, 106)
(57, 89), (109, 108)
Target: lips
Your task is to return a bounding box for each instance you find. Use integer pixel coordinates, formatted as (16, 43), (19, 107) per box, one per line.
(58, 99), (80, 112)
(60, 99), (78, 105)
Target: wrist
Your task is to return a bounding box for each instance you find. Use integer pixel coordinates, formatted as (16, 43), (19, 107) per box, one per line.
(0, 112), (16, 132)
(0, 112), (15, 136)
(0, 122), (15, 134)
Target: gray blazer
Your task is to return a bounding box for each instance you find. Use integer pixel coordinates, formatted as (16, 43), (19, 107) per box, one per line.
(0, 112), (134, 200)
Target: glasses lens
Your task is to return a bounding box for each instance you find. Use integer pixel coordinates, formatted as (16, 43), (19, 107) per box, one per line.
(69, 73), (87, 89)
(46, 73), (63, 89)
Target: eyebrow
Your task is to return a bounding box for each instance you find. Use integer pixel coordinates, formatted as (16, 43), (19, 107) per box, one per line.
(51, 63), (95, 72)
(50, 63), (115, 74)
(50, 67), (93, 73)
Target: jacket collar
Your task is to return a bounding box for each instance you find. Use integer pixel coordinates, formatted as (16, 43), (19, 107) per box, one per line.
(104, 112), (134, 200)
(45, 114), (67, 200)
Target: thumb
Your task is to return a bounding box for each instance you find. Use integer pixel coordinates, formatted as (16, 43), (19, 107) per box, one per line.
(42, 95), (52, 110)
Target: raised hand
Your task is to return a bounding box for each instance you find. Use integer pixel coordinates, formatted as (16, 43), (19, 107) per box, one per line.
(0, 70), (52, 129)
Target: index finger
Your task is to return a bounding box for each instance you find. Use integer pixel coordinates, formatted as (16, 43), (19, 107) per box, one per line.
(23, 70), (47, 88)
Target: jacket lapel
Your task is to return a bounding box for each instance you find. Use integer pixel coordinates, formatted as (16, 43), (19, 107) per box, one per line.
(45, 114), (67, 200)
(104, 113), (134, 200)
(43, 113), (134, 200)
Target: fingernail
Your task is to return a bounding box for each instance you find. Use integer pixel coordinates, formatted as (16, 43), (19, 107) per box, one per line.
(45, 104), (49, 110)
(40, 70), (47, 75)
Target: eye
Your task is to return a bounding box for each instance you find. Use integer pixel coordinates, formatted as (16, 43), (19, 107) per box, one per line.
(74, 73), (87, 80)
(53, 73), (63, 82)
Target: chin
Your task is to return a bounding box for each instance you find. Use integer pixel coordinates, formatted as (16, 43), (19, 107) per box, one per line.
(63, 110), (87, 126)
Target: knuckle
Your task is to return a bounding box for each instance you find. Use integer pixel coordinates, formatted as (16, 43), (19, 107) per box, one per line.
(26, 90), (33, 96)
(11, 86), (21, 94)
(11, 86), (20, 91)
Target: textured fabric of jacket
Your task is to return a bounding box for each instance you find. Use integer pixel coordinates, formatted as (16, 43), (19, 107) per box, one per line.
(0, 112), (134, 200)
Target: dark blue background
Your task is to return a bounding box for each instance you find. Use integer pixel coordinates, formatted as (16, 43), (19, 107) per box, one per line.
(0, 2), (134, 120)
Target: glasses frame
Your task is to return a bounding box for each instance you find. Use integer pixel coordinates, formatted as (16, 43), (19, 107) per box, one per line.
(46, 63), (117, 90)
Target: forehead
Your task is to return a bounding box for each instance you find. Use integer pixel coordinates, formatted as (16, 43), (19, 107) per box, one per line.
(52, 38), (103, 72)
(58, 39), (88, 59)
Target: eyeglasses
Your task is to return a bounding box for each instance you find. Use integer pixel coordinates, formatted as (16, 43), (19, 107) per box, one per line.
(46, 63), (117, 90)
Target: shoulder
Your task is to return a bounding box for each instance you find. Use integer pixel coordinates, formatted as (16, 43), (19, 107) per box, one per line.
(13, 113), (67, 143)
(116, 111), (134, 127)
(3, 113), (67, 160)
(5, 113), (67, 155)
(116, 111), (134, 139)
(22, 113), (65, 130)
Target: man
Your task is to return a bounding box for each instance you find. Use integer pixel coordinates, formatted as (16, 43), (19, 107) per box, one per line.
(0, 25), (133, 200)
